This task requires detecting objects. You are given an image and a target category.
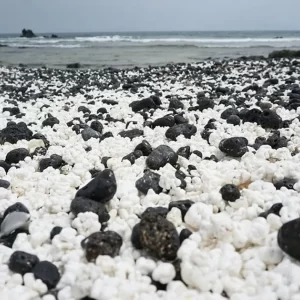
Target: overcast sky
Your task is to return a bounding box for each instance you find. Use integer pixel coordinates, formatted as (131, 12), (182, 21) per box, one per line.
(0, 0), (299, 34)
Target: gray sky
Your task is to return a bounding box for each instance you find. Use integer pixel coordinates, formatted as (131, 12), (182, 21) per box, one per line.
(0, 0), (299, 34)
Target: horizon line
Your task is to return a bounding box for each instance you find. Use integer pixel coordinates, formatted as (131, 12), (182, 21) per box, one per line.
(1, 29), (300, 35)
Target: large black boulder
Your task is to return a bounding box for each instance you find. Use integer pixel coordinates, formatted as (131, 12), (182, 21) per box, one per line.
(20, 29), (36, 38)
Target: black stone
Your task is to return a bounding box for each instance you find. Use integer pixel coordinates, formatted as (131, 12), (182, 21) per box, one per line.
(152, 115), (175, 128)
(174, 114), (188, 124)
(101, 157), (111, 168)
(9, 251), (39, 275)
(131, 223), (143, 249)
(197, 97), (215, 111)
(259, 203), (283, 218)
(179, 228), (192, 244)
(175, 170), (187, 189)
(42, 117), (59, 128)
(260, 110), (282, 129)
(33, 261), (61, 289)
(129, 98), (158, 112)
(0, 179), (10, 189)
(242, 108), (262, 124)
(81, 231), (122, 261)
(165, 124), (197, 141)
(278, 218), (300, 261)
(139, 212), (180, 261)
(0, 228), (29, 248)
(5, 148), (29, 164)
(50, 226), (63, 240)
(136, 170), (162, 194)
(70, 197), (110, 223)
(78, 106), (91, 114)
(90, 121), (103, 134)
(81, 127), (100, 141)
(227, 115), (241, 126)
(220, 184), (241, 202)
(192, 150), (203, 158)
(134, 140), (152, 156)
(219, 137), (248, 157)
(3, 202), (29, 219)
(146, 145), (178, 170)
(274, 178), (297, 190)
(168, 200), (194, 220)
(0, 122), (33, 144)
(76, 169), (117, 203)
(119, 129), (144, 140)
(221, 107), (238, 119)
(141, 207), (169, 219)
(122, 152), (136, 164)
(177, 146), (191, 159)
(3, 107), (20, 116)
(0, 161), (11, 173)
(169, 99), (184, 110)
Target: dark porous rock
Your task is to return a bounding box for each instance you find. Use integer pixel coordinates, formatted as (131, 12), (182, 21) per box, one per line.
(259, 102), (272, 110)
(81, 231), (122, 261)
(165, 123), (197, 141)
(266, 132), (288, 149)
(39, 158), (52, 172)
(9, 250), (39, 275)
(278, 218), (300, 261)
(177, 146), (191, 159)
(139, 212), (180, 261)
(131, 223), (143, 249)
(0, 179), (10, 189)
(0, 122), (33, 144)
(197, 96), (215, 111)
(169, 99), (184, 110)
(50, 226), (63, 240)
(32, 133), (50, 148)
(0, 161), (11, 173)
(192, 150), (203, 158)
(168, 200), (194, 220)
(100, 131), (113, 141)
(119, 129), (144, 140)
(81, 127), (100, 141)
(134, 140), (152, 156)
(179, 228), (192, 244)
(227, 115), (241, 126)
(136, 170), (162, 194)
(146, 145), (178, 170)
(102, 99), (118, 105)
(97, 107), (108, 114)
(33, 261), (61, 289)
(141, 206), (169, 219)
(201, 130), (212, 142)
(122, 152), (136, 164)
(39, 154), (64, 172)
(0, 228), (29, 248)
(260, 110), (282, 129)
(269, 49), (300, 59)
(90, 120), (103, 134)
(220, 184), (241, 202)
(5, 148), (29, 164)
(42, 116), (60, 128)
(3, 107), (20, 116)
(133, 150), (143, 159)
(129, 97), (158, 112)
(219, 137), (248, 157)
(152, 115), (175, 128)
(174, 114), (188, 124)
(70, 197), (110, 223)
(76, 169), (117, 203)
(67, 63), (81, 69)
(274, 178), (297, 190)
(242, 108), (262, 124)
(204, 121), (217, 130)
(259, 203), (283, 218)
(221, 107), (238, 120)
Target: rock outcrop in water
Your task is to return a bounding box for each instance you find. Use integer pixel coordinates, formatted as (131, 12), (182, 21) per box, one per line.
(20, 29), (36, 38)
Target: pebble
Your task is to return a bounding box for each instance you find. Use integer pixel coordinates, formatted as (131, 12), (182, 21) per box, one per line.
(0, 179), (10, 189)
(81, 127), (100, 141)
(9, 250), (39, 275)
(49, 226), (63, 240)
(165, 123), (197, 141)
(135, 170), (163, 194)
(81, 231), (122, 261)
(32, 261), (61, 289)
(146, 145), (178, 170)
(76, 169), (117, 203)
(219, 137), (248, 157)
(134, 140), (152, 156)
(219, 184), (241, 202)
(5, 148), (30, 164)
(139, 212), (180, 261)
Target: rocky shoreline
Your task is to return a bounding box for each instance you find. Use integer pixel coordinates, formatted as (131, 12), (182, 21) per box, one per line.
(0, 58), (300, 299)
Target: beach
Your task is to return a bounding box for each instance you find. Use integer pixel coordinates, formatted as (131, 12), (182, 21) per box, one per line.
(0, 57), (300, 300)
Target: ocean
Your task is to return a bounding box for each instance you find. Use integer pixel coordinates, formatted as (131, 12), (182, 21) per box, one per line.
(0, 31), (300, 69)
